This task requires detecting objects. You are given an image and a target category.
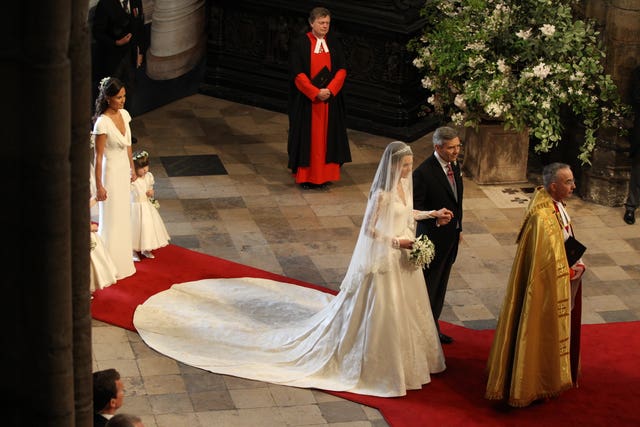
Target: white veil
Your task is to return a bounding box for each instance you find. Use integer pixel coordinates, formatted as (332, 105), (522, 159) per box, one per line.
(340, 141), (415, 293)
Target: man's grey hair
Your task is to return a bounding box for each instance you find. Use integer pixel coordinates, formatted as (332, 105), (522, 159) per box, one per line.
(432, 126), (459, 147)
(542, 162), (570, 190)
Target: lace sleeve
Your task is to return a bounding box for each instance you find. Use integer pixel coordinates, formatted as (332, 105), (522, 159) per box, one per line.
(363, 191), (399, 248)
(413, 210), (435, 221)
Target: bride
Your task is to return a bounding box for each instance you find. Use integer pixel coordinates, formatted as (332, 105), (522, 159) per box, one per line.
(133, 141), (451, 397)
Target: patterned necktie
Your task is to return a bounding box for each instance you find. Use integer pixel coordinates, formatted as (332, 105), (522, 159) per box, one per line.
(446, 163), (456, 191)
(121, 0), (130, 13)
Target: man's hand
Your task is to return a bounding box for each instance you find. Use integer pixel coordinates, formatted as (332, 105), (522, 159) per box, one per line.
(116, 33), (132, 46)
(571, 263), (585, 282)
(317, 88), (331, 102)
(434, 208), (453, 226)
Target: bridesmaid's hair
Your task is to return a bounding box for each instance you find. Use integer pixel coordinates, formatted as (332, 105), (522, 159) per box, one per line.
(93, 77), (125, 123)
(132, 150), (150, 169)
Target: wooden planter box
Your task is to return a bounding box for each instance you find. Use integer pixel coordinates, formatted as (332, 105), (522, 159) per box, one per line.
(462, 123), (529, 185)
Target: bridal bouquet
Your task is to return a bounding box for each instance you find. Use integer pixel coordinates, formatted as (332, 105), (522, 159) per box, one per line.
(410, 235), (435, 269)
(149, 198), (160, 209)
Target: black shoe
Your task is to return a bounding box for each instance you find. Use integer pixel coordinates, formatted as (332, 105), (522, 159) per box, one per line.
(624, 209), (635, 225)
(132, 136), (138, 144)
(300, 182), (313, 190)
(439, 333), (453, 344)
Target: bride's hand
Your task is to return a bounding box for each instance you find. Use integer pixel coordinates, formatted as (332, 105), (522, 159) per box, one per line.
(398, 238), (414, 249)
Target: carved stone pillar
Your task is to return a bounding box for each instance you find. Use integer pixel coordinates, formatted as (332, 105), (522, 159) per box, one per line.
(203, 0), (437, 140)
(146, 0), (208, 80)
(578, 0), (640, 206)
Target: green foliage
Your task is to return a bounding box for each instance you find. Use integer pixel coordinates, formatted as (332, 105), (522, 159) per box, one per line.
(408, 0), (630, 163)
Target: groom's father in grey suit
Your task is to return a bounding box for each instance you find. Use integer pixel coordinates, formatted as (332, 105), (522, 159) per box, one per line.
(413, 126), (464, 344)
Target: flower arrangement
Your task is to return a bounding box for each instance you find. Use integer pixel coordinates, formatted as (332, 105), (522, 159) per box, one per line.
(409, 234), (436, 269)
(408, 0), (629, 163)
(149, 198), (160, 209)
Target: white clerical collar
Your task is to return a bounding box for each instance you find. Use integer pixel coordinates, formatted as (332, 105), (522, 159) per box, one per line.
(313, 37), (329, 54)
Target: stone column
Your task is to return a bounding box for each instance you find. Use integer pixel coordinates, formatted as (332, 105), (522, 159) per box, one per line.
(6, 0), (93, 426)
(146, 0), (207, 80)
(579, 0), (640, 206)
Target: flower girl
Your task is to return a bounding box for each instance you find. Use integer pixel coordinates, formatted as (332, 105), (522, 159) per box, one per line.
(130, 150), (170, 260)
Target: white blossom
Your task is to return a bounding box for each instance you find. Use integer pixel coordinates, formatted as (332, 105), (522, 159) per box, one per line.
(421, 76), (433, 89)
(454, 94), (466, 109)
(540, 24), (556, 37)
(516, 28), (532, 39)
(497, 59), (510, 74)
(451, 112), (466, 126)
(464, 41), (486, 51)
(468, 56), (486, 68)
(532, 62), (551, 79)
(485, 102), (507, 118)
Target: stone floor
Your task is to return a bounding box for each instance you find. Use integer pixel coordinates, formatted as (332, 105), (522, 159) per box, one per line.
(92, 94), (640, 427)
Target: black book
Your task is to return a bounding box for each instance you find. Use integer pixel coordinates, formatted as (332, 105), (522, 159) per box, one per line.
(564, 235), (586, 266)
(311, 66), (332, 88)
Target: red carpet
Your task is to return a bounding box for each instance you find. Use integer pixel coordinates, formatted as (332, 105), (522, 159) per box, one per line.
(92, 244), (639, 427)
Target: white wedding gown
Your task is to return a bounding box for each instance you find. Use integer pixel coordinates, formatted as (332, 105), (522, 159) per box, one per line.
(134, 182), (445, 397)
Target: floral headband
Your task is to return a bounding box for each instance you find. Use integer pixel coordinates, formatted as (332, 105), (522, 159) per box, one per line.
(133, 150), (149, 161)
(99, 77), (111, 92)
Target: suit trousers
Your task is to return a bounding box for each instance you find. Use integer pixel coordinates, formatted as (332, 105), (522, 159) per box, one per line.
(625, 154), (640, 210)
(422, 231), (460, 331)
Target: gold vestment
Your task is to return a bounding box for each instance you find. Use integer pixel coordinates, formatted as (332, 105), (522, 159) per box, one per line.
(485, 187), (582, 407)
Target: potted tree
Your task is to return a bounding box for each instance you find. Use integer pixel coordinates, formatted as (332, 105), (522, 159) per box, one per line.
(409, 0), (628, 184)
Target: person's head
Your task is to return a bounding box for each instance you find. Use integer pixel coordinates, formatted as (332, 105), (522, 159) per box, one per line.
(93, 77), (126, 122)
(432, 126), (462, 164)
(309, 7), (331, 39)
(543, 162), (575, 201)
(371, 141), (413, 195)
(105, 413), (144, 427)
(390, 141), (414, 180)
(132, 150), (150, 177)
(93, 368), (124, 415)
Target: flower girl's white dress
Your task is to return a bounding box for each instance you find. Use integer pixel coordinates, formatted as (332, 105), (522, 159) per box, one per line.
(130, 172), (170, 252)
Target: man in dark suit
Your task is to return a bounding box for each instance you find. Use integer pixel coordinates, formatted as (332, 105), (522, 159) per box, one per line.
(93, 368), (125, 426)
(92, 0), (147, 112)
(413, 126), (464, 344)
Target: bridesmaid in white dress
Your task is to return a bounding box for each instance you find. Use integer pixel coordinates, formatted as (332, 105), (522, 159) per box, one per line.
(93, 77), (137, 280)
(134, 141), (453, 397)
(130, 150), (170, 259)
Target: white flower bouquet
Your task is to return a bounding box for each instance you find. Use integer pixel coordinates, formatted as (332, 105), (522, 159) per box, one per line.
(149, 198), (160, 209)
(409, 234), (435, 269)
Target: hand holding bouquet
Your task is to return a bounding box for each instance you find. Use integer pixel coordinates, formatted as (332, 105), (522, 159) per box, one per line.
(409, 234), (435, 268)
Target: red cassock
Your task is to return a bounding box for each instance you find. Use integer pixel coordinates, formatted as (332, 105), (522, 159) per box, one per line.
(292, 33), (347, 184)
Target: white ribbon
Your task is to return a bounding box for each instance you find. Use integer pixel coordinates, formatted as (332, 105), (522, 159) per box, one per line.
(313, 38), (329, 54)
